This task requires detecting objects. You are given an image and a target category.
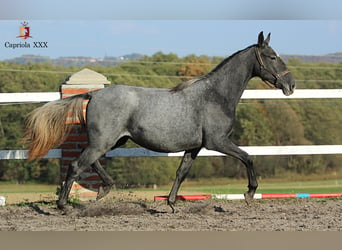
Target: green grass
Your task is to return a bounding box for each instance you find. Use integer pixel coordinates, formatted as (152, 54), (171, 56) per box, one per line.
(1, 178), (342, 195)
(0, 183), (57, 193)
(112, 178), (342, 196)
(175, 179), (342, 194)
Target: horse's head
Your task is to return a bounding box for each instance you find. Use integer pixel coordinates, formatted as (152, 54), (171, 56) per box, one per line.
(255, 32), (295, 96)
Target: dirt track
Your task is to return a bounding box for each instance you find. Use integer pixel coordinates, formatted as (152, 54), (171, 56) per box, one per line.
(1, 191), (342, 231)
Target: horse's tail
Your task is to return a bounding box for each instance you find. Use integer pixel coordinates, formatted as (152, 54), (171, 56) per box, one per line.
(23, 93), (89, 161)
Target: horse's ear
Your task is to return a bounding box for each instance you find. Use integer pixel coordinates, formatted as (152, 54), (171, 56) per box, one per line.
(258, 31), (264, 46)
(264, 33), (271, 45)
(258, 31), (271, 47)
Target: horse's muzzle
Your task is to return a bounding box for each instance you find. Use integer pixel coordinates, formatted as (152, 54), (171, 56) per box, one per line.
(281, 80), (295, 96)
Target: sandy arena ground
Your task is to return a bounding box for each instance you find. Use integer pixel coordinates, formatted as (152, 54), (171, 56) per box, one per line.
(1, 191), (342, 231)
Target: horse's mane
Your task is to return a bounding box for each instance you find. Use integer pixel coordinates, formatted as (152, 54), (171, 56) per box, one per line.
(169, 77), (206, 93)
(169, 45), (256, 93)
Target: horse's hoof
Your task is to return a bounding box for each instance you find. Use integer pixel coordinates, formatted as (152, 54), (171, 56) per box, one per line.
(96, 184), (112, 201)
(56, 201), (66, 210)
(243, 192), (254, 206)
(167, 200), (176, 213)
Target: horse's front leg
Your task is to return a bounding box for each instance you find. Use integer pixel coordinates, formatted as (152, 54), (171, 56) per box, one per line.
(244, 157), (258, 205)
(167, 148), (201, 213)
(207, 139), (258, 205)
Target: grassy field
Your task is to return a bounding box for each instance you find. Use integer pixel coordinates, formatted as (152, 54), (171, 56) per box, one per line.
(179, 179), (342, 194)
(1, 178), (342, 194)
(0, 183), (57, 193)
(1, 178), (342, 205)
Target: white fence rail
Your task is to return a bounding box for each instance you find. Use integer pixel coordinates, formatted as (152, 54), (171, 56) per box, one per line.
(1, 145), (342, 160)
(1, 89), (341, 160)
(1, 89), (342, 104)
(0, 92), (60, 104)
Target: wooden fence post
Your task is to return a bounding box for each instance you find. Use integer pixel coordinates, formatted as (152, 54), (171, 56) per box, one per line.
(60, 68), (110, 201)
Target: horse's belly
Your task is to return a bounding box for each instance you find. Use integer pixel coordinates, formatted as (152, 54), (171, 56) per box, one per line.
(129, 125), (202, 153)
(127, 89), (203, 152)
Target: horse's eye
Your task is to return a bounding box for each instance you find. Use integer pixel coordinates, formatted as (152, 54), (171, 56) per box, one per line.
(270, 56), (277, 60)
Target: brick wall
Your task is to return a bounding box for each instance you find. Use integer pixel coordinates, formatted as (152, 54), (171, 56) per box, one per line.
(59, 69), (110, 201)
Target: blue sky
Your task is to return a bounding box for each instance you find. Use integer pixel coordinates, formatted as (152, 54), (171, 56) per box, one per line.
(1, 0), (342, 20)
(1, 1), (342, 60)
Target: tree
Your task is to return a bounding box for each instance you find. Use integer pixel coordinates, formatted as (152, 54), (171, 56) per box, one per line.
(177, 55), (212, 81)
(234, 101), (274, 146)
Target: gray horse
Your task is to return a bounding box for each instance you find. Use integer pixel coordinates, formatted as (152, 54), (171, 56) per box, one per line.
(24, 32), (295, 211)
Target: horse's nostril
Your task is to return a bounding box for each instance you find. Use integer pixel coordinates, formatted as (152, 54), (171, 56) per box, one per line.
(291, 82), (295, 91)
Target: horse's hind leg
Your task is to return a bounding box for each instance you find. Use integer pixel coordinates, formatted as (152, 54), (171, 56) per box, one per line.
(57, 160), (87, 210)
(167, 148), (201, 213)
(92, 137), (129, 200)
(57, 146), (108, 210)
(91, 160), (114, 200)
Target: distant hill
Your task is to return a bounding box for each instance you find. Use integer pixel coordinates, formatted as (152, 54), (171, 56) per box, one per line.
(282, 53), (342, 63)
(3, 52), (342, 66)
(3, 53), (144, 67)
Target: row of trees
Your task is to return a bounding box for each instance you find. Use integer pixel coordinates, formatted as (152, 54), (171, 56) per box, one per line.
(0, 52), (341, 186)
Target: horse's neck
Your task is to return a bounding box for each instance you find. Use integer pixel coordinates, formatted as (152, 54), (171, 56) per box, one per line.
(206, 47), (256, 105)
